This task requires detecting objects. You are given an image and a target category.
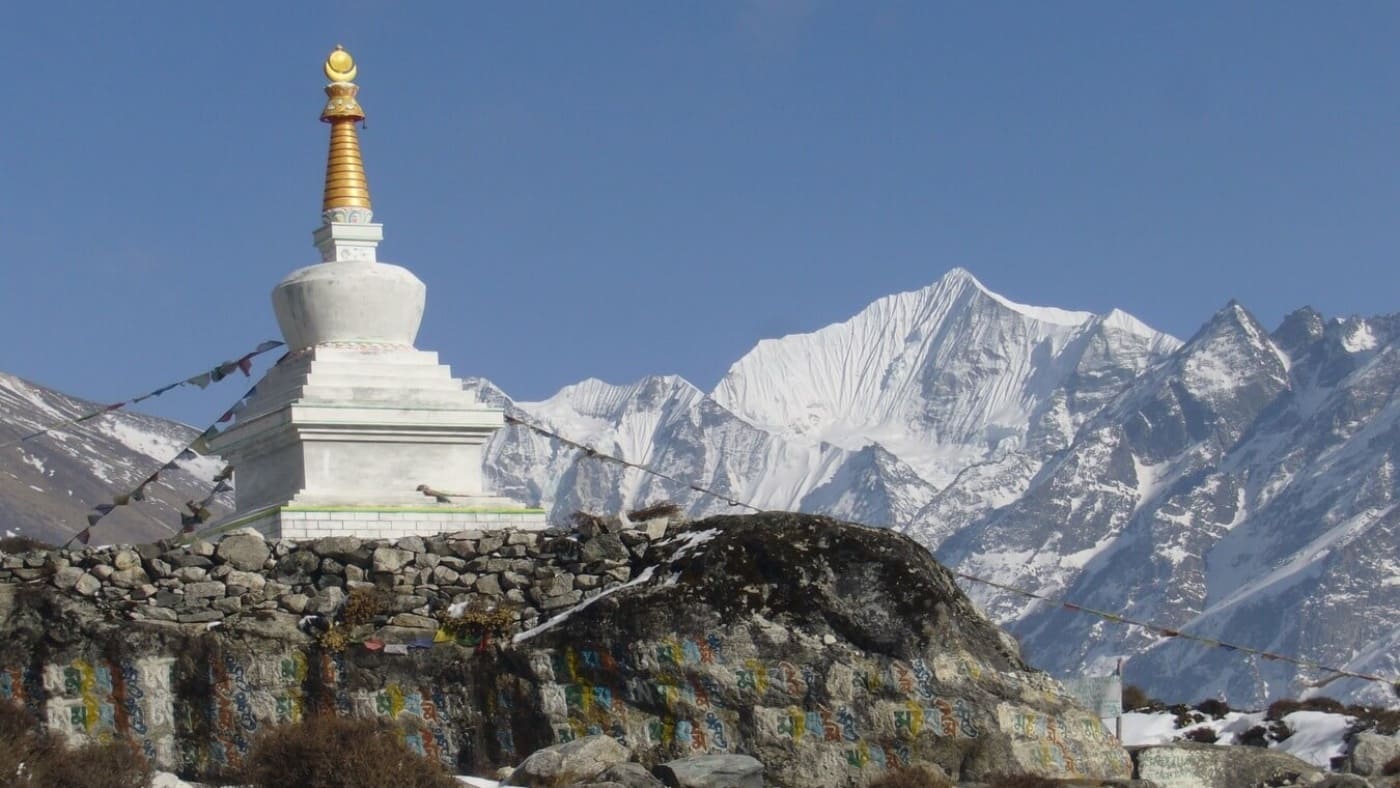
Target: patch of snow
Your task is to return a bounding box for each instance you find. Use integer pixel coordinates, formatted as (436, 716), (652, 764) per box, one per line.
(1120, 709), (1354, 769)
(656, 528), (720, 561)
(1342, 321), (1378, 353)
(513, 566), (656, 643)
(1274, 710), (1355, 768)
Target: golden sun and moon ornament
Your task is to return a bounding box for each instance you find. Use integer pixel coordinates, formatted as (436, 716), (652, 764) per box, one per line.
(319, 45), (371, 212)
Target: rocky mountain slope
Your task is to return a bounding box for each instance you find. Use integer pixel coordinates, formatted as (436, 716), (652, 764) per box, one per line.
(478, 270), (1398, 708)
(2, 268), (1395, 708)
(0, 372), (229, 546)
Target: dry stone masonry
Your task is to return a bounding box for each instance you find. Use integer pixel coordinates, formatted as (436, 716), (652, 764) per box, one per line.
(0, 512), (1134, 786)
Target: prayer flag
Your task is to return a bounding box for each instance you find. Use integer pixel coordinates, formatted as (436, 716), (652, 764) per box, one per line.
(177, 449), (197, 461)
(384, 644), (409, 655)
(363, 640), (385, 652)
(255, 340), (283, 353)
(237, 356), (253, 376)
(187, 373), (212, 389)
(86, 513), (103, 527)
(77, 529), (91, 545)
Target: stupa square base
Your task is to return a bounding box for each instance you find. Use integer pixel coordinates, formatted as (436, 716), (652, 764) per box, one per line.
(220, 504), (548, 540)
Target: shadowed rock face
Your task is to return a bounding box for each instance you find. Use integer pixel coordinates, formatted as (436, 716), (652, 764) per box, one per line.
(0, 514), (1130, 786)
(504, 514), (1131, 785)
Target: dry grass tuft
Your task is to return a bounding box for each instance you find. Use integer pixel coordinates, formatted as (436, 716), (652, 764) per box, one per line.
(240, 714), (458, 788)
(0, 700), (151, 788)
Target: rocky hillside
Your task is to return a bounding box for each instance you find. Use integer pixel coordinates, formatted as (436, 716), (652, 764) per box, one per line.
(0, 372), (229, 546)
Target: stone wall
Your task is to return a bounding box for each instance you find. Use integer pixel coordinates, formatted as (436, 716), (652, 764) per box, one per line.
(0, 517), (661, 632)
(0, 513), (1133, 786)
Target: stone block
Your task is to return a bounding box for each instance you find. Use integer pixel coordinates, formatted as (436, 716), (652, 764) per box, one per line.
(217, 534), (271, 571)
(654, 755), (764, 788)
(506, 735), (629, 787)
(372, 547), (414, 573)
(185, 581), (227, 599)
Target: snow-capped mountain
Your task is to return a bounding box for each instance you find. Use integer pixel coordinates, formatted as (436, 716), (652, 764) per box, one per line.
(3, 267), (1395, 708)
(477, 269), (1397, 707)
(0, 372), (229, 546)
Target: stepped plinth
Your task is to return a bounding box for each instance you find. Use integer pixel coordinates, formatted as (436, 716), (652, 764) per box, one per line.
(209, 46), (543, 539)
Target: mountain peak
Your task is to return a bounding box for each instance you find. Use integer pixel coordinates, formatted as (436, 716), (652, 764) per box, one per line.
(933, 268), (1096, 328)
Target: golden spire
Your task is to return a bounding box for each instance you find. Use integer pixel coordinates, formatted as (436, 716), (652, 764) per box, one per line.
(320, 45), (371, 212)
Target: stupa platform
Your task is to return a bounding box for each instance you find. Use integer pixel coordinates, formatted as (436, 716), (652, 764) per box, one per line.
(216, 502), (547, 541)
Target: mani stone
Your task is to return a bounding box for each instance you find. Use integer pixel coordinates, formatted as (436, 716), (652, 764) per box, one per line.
(1134, 742), (1322, 788)
(654, 754), (765, 788)
(506, 735), (630, 787)
(217, 534), (271, 571)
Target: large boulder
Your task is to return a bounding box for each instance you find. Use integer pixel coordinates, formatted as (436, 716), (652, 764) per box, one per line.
(510, 513), (1132, 785)
(1134, 742), (1323, 787)
(654, 754), (764, 788)
(1344, 731), (1400, 777)
(506, 734), (631, 787)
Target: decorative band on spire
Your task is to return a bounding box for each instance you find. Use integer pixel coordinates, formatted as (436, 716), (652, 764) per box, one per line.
(320, 45), (371, 214)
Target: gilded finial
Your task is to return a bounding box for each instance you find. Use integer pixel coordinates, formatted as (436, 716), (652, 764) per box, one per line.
(324, 45), (358, 83)
(319, 45), (371, 213)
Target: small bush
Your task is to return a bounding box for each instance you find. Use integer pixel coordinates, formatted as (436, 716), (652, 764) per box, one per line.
(1121, 684), (1157, 711)
(0, 535), (49, 553)
(1266, 698), (1303, 720)
(1182, 727), (1219, 744)
(1194, 698), (1230, 719)
(867, 766), (954, 788)
(435, 598), (517, 644)
(626, 501), (682, 522)
(1299, 696), (1346, 715)
(1383, 754), (1400, 776)
(0, 700), (151, 788)
(1237, 725), (1270, 747)
(240, 714), (458, 788)
(339, 586), (386, 626)
(985, 775), (1060, 788)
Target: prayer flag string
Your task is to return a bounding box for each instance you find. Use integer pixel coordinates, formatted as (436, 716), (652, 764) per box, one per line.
(60, 345), (282, 549)
(499, 411), (1398, 692)
(1, 340), (283, 452)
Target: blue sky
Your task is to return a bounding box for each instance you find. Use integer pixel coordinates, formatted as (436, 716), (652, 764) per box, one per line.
(2, 3), (1398, 426)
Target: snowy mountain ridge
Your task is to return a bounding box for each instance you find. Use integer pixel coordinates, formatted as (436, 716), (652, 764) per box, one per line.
(3, 267), (1396, 709)
(478, 269), (1398, 708)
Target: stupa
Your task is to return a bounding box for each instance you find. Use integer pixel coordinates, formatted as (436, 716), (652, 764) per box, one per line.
(208, 46), (544, 539)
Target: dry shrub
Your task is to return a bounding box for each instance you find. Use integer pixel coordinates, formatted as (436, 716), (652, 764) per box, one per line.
(1194, 698), (1230, 718)
(1182, 727), (1219, 744)
(1266, 698), (1302, 720)
(0, 535), (49, 553)
(626, 501), (682, 522)
(0, 700), (151, 788)
(985, 775), (1061, 788)
(867, 765), (954, 788)
(1383, 754), (1400, 776)
(339, 586), (386, 626)
(435, 598), (516, 641)
(1120, 684), (1157, 712)
(1299, 696), (1346, 715)
(240, 714), (458, 788)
